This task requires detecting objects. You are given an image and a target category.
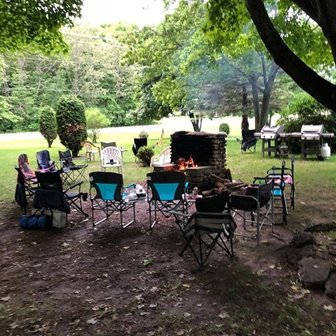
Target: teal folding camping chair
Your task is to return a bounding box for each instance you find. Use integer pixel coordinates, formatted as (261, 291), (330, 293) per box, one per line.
(89, 171), (136, 228)
(146, 171), (188, 230)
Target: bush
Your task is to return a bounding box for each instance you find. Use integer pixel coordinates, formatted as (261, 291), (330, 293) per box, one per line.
(39, 106), (57, 148)
(279, 94), (336, 153)
(85, 107), (110, 143)
(219, 123), (230, 135)
(137, 146), (154, 166)
(56, 95), (87, 157)
(139, 131), (149, 138)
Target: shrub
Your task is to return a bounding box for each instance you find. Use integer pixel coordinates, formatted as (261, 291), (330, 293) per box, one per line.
(39, 106), (57, 148)
(279, 94), (336, 153)
(139, 130), (149, 138)
(219, 123), (230, 135)
(85, 107), (110, 143)
(137, 146), (154, 166)
(56, 95), (87, 157)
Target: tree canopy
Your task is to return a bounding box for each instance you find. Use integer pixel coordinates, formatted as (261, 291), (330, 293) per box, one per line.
(206, 0), (336, 111)
(0, 0), (83, 54)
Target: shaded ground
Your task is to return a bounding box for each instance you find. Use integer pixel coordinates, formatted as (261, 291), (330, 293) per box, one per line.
(0, 199), (335, 336)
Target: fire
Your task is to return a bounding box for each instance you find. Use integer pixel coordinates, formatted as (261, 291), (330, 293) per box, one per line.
(177, 156), (198, 170)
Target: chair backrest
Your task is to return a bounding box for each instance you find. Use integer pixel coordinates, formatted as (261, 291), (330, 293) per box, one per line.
(35, 171), (63, 192)
(195, 191), (230, 212)
(132, 138), (148, 156)
(89, 171), (123, 201)
(242, 129), (256, 142)
(59, 149), (73, 167)
(18, 153), (35, 178)
(36, 150), (53, 169)
(231, 180), (273, 211)
(150, 147), (171, 167)
(101, 147), (122, 166)
(147, 171), (185, 201)
(33, 189), (70, 213)
(101, 141), (116, 149)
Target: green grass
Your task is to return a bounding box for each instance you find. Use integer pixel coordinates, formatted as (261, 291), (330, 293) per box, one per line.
(1, 128), (336, 226)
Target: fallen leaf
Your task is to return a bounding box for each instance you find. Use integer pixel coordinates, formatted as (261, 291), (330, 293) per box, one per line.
(0, 296), (10, 302)
(143, 259), (153, 267)
(86, 317), (98, 325)
(323, 305), (335, 311)
(218, 312), (229, 319)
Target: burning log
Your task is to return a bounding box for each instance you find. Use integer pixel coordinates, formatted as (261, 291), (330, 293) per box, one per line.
(201, 173), (247, 196)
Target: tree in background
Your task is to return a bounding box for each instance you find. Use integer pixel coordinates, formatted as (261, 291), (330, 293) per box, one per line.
(39, 106), (57, 148)
(85, 107), (110, 143)
(206, 0), (336, 112)
(0, 96), (22, 132)
(56, 95), (87, 157)
(0, 0), (82, 54)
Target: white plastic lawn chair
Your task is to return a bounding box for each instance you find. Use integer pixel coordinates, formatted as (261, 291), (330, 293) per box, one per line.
(150, 147), (171, 168)
(101, 147), (123, 175)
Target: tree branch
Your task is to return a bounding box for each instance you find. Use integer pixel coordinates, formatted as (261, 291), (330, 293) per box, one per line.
(245, 0), (336, 111)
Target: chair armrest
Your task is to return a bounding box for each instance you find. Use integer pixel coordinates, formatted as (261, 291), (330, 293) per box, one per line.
(64, 180), (83, 193)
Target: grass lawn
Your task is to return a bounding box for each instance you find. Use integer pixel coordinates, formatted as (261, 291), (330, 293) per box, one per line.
(2, 127), (336, 212)
(1, 126), (336, 335)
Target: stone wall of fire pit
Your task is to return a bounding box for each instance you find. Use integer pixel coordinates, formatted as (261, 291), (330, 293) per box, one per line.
(170, 131), (228, 191)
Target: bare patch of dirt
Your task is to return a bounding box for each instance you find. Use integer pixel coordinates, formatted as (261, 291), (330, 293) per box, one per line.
(0, 199), (335, 336)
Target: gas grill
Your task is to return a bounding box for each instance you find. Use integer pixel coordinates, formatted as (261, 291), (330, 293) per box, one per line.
(260, 125), (285, 139)
(300, 124), (324, 140)
(299, 124), (334, 158)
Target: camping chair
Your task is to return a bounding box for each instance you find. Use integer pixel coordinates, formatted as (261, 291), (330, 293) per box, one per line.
(14, 166), (38, 214)
(101, 146), (123, 174)
(150, 147), (171, 168)
(58, 149), (88, 184)
(18, 153), (36, 179)
(146, 171), (188, 230)
(36, 150), (56, 172)
(230, 179), (274, 245)
(33, 188), (71, 228)
(101, 141), (116, 150)
(35, 171), (88, 218)
(241, 130), (258, 152)
(132, 138), (148, 157)
(267, 158), (295, 210)
(82, 140), (100, 162)
(89, 171), (136, 228)
(179, 191), (236, 267)
(266, 161), (288, 225)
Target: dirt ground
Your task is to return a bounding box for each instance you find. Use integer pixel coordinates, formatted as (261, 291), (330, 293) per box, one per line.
(0, 197), (335, 336)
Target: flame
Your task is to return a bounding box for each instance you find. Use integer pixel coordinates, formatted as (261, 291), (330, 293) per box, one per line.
(177, 156), (198, 170)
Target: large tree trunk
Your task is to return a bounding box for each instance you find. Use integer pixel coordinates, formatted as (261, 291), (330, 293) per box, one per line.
(245, 0), (336, 112)
(250, 79), (260, 131)
(188, 111), (202, 131)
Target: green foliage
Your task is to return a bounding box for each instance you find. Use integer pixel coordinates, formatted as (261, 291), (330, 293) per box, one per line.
(279, 93), (336, 153)
(219, 122), (230, 135)
(39, 106), (57, 148)
(138, 131), (149, 139)
(85, 107), (110, 143)
(137, 146), (154, 166)
(0, 97), (22, 133)
(56, 95), (87, 157)
(0, 0), (83, 54)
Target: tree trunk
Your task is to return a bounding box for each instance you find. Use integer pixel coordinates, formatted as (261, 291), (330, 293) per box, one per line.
(250, 80), (260, 131)
(245, 0), (336, 112)
(188, 112), (202, 131)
